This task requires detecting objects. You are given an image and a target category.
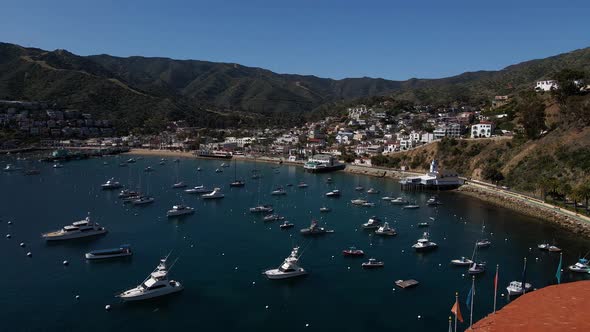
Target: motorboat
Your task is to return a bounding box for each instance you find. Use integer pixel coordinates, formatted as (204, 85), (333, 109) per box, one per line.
(279, 221), (294, 229)
(215, 168), (223, 173)
(144, 166), (154, 172)
(196, 167), (202, 172)
(390, 197), (409, 205)
(426, 197), (442, 206)
(184, 185), (211, 194)
(117, 256), (183, 301)
(132, 195), (155, 205)
(300, 219), (333, 236)
(569, 258), (590, 273)
(468, 262), (486, 274)
(351, 199), (368, 206)
(319, 207), (331, 213)
(42, 214), (107, 241)
(220, 163), (229, 168)
(362, 258), (384, 269)
(101, 178), (122, 190)
(381, 196), (394, 201)
(118, 189), (140, 198)
(366, 188), (379, 194)
(450, 257), (474, 266)
(53, 163), (64, 168)
(263, 214), (285, 222)
(403, 204), (420, 209)
(159, 161), (166, 165)
(506, 281), (533, 296)
(411, 232), (438, 252)
(537, 243), (550, 250)
(2, 164), (21, 172)
(548, 245), (562, 252)
(476, 239), (492, 248)
(417, 222), (429, 228)
(271, 187), (287, 195)
(362, 202), (375, 207)
(375, 222), (396, 236)
(326, 190), (341, 197)
(202, 188), (224, 199)
(263, 247), (307, 280)
(297, 182), (308, 188)
(166, 205), (195, 217)
(355, 186), (364, 191)
(250, 205), (273, 213)
(122, 195), (141, 203)
(85, 245), (132, 260)
(172, 181), (187, 189)
(362, 216), (382, 229)
(342, 247), (365, 257)
(126, 158), (136, 163)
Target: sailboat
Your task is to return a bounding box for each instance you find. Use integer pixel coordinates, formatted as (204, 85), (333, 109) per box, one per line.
(468, 241), (486, 274)
(476, 223), (491, 248)
(172, 160), (187, 188)
(132, 171), (155, 205)
(230, 159), (245, 187)
(506, 258), (533, 295)
(251, 155), (261, 179)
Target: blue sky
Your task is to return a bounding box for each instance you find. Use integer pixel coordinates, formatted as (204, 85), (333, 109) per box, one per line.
(2, 0), (589, 80)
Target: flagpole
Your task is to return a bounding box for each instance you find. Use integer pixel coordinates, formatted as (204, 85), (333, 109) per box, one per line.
(448, 316), (452, 332)
(470, 276), (475, 328)
(493, 264), (499, 313)
(454, 292), (458, 332)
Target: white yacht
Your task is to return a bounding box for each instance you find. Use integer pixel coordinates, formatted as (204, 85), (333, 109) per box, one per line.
(263, 247), (307, 280)
(325, 190), (341, 197)
(362, 202), (375, 207)
(215, 168), (223, 173)
(101, 178), (122, 190)
(53, 163), (64, 168)
(426, 196), (442, 206)
(2, 164), (22, 172)
(569, 258), (590, 273)
(300, 219), (333, 235)
(381, 196), (394, 201)
(390, 197), (409, 205)
(411, 232), (438, 252)
(297, 182), (308, 188)
(184, 185), (210, 194)
(250, 205), (273, 213)
(271, 187), (287, 195)
(172, 181), (187, 189)
(263, 214), (285, 222)
(118, 189), (140, 198)
(319, 206), (331, 212)
(132, 196), (155, 205)
(202, 188), (224, 199)
(403, 204), (420, 209)
(506, 281), (533, 296)
(362, 216), (382, 229)
(476, 239), (492, 248)
(375, 222), (396, 236)
(351, 198), (368, 206)
(85, 245), (132, 260)
(166, 205), (195, 217)
(42, 214), (107, 241)
(117, 256), (183, 301)
(468, 262), (486, 274)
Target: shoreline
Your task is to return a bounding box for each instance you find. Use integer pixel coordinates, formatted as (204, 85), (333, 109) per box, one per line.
(124, 149), (590, 237)
(456, 183), (590, 238)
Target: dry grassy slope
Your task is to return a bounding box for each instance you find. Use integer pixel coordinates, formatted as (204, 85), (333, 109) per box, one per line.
(392, 126), (590, 192)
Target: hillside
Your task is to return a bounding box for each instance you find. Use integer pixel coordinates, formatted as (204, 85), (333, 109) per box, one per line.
(1, 42), (590, 129)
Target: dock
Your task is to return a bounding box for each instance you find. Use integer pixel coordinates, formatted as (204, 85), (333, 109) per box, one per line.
(395, 279), (419, 289)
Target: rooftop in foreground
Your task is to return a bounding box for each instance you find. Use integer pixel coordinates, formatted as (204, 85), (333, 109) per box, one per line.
(468, 280), (590, 332)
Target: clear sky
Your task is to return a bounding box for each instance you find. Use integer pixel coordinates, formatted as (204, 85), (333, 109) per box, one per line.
(2, 0), (589, 80)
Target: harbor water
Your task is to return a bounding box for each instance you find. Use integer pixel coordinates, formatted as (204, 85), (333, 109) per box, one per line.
(1, 155), (589, 331)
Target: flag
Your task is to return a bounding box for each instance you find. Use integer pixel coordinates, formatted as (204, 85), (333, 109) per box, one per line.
(556, 253), (563, 284)
(451, 298), (464, 323)
(466, 286), (473, 311)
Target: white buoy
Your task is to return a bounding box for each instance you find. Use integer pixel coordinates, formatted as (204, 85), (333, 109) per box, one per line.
(417, 315), (421, 319)
(265, 305), (269, 309)
(63, 260), (69, 266)
(105, 304), (111, 311)
(27, 252), (32, 257)
(252, 281), (256, 285)
(76, 295), (80, 300)
(305, 323), (309, 327)
(501, 293), (505, 297)
(347, 266), (351, 270)
(20, 242), (25, 247)
(6, 234), (11, 239)
(7, 221), (12, 225)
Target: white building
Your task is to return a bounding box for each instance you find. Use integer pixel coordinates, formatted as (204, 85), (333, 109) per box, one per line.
(471, 122), (494, 138)
(535, 80), (558, 92)
(420, 132), (434, 143)
(433, 123), (462, 139)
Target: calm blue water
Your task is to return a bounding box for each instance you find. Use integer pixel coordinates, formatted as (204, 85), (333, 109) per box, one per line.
(1, 155), (589, 332)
